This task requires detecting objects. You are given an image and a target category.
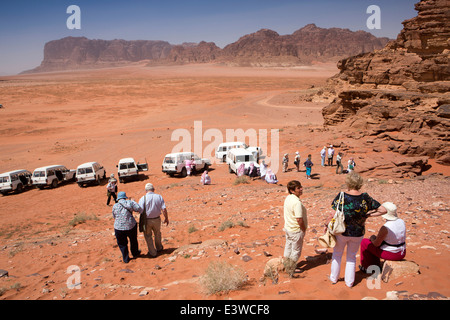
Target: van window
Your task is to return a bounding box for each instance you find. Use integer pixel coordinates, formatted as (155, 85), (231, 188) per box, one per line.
(120, 162), (135, 170)
(33, 171), (45, 177)
(0, 176), (9, 183)
(236, 155), (252, 162)
(48, 170), (55, 176)
(164, 157), (175, 164)
(78, 167), (93, 175)
(11, 175), (18, 181)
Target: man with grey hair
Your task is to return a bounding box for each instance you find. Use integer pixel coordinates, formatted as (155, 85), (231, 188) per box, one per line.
(138, 183), (169, 257)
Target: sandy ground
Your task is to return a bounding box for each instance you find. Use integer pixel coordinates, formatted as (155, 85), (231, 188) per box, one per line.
(0, 63), (449, 302)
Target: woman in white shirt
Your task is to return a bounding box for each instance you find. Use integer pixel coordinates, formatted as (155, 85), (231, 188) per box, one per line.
(359, 202), (406, 272)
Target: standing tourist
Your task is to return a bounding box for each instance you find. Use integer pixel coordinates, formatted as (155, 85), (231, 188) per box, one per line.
(112, 191), (142, 263)
(324, 172), (386, 287)
(138, 183), (169, 257)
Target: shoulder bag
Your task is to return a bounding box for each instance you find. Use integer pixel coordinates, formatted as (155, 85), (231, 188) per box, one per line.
(328, 192), (346, 235)
(139, 195), (147, 233)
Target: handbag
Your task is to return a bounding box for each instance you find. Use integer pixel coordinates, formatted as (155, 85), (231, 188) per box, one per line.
(138, 195), (147, 233)
(328, 191), (346, 235)
(318, 229), (336, 248)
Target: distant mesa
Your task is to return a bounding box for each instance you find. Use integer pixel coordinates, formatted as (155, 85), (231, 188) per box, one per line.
(23, 24), (390, 73)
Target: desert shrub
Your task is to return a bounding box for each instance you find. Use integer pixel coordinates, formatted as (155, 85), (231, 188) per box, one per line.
(283, 258), (297, 278)
(233, 176), (249, 185)
(218, 220), (234, 231)
(200, 261), (246, 295)
(69, 212), (99, 227)
(188, 225), (198, 233)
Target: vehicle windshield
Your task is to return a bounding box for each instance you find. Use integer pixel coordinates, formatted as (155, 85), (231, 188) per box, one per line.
(33, 171), (45, 177)
(0, 176), (9, 183)
(164, 157), (175, 164)
(119, 162), (136, 170)
(78, 167), (93, 175)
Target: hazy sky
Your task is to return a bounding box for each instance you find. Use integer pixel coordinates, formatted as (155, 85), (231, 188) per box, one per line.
(0, 0), (417, 75)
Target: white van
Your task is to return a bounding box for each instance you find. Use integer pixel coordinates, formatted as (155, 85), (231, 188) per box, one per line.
(162, 152), (211, 177)
(32, 165), (76, 189)
(76, 162), (106, 187)
(117, 158), (148, 183)
(226, 148), (259, 174)
(0, 169), (33, 195)
(215, 142), (247, 162)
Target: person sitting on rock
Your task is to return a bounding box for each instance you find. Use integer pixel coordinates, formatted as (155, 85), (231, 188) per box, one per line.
(265, 169), (278, 184)
(359, 202), (406, 272)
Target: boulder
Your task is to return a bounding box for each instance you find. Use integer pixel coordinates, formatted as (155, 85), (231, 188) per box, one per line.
(381, 260), (420, 283)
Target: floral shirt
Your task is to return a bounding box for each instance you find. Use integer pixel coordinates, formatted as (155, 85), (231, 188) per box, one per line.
(331, 192), (381, 237)
(112, 199), (142, 231)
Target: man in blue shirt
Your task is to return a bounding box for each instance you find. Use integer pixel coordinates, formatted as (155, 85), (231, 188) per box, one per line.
(112, 191), (143, 263)
(139, 183), (169, 257)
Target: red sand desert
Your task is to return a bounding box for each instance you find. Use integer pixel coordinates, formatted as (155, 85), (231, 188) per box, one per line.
(0, 64), (449, 300)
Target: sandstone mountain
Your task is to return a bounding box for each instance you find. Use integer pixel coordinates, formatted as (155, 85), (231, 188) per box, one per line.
(25, 24), (390, 73)
(220, 24), (390, 67)
(321, 0), (450, 167)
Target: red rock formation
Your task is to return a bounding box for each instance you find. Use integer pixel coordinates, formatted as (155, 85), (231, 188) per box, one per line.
(322, 0), (450, 167)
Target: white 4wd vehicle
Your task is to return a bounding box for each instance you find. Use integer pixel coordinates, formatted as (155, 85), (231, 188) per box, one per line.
(0, 169), (33, 195)
(162, 152), (211, 177)
(215, 142), (247, 163)
(32, 165), (76, 189)
(226, 148), (259, 174)
(117, 158), (148, 183)
(76, 162), (106, 187)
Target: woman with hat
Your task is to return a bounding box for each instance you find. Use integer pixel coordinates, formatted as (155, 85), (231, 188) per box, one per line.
(359, 202), (406, 272)
(112, 191), (143, 263)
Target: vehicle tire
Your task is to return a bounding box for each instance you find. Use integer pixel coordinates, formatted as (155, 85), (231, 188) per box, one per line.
(204, 164), (209, 171)
(103, 172), (106, 180)
(96, 175), (101, 185)
(77, 183), (83, 188)
(16, 183), (23, 193)
(222, 155), (226, 163)
(51, 179), (58, 188)
(181, 167), (187, 177)
(229, 165), (233, 173)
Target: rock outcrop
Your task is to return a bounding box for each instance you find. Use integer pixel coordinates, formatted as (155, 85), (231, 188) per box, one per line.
(30, 37), (173, 72)
(322, 0), (450, 165)
(220, 24), (390, 67)
(25, 24), (390, 73)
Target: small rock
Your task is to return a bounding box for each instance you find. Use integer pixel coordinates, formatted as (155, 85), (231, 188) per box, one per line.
(241, 255), (252, 262)
(139, 290), (148, 296)
(0, 269), (9, 278)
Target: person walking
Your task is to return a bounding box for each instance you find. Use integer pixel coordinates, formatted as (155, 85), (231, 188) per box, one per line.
(138, 183), (169, 257)
(324, 172), (386, 287)
(359, 202), (406, 272)
(112, 191), (143, 263)
(336, 152), (344, 174)
(283, 180), (308, 276)
(106, 174), (118, 206)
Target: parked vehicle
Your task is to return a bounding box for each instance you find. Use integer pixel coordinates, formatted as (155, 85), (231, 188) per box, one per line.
(32, 165), (76, 189)
(215, 142), (247, 162)
(226, 148), (259, 174)
(162, 152), (211, 177)
(117, 158), (148, 183)
(0, 169), (33, 195)
(76, 162), (106, 187)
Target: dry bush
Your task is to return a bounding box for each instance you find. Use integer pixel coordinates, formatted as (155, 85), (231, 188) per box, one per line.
(200, 261), (247, 295)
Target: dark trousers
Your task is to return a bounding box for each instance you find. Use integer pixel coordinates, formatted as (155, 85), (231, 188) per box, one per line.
(107, 191), (117, 205)
(115, 224), (140, 263)
(336, 161), (343, 174)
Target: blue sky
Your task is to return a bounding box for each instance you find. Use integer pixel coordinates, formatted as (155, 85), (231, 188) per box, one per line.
(0, 0), (417, 75)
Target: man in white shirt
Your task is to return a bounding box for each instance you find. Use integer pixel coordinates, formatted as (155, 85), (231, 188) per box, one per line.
(139, 183), (169, 257)
(283, 180), (308, 274)
(327, 145), (335, 166)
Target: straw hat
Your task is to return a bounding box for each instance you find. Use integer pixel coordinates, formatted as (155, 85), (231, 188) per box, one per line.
(318, 230), (336, 248)
(381, 202), (398, 221)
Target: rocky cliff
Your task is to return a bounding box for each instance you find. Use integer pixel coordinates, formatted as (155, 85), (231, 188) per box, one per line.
(321, 0), (450, 167)
(220, 24), (389, 67)
(26, 24), (390, 72)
